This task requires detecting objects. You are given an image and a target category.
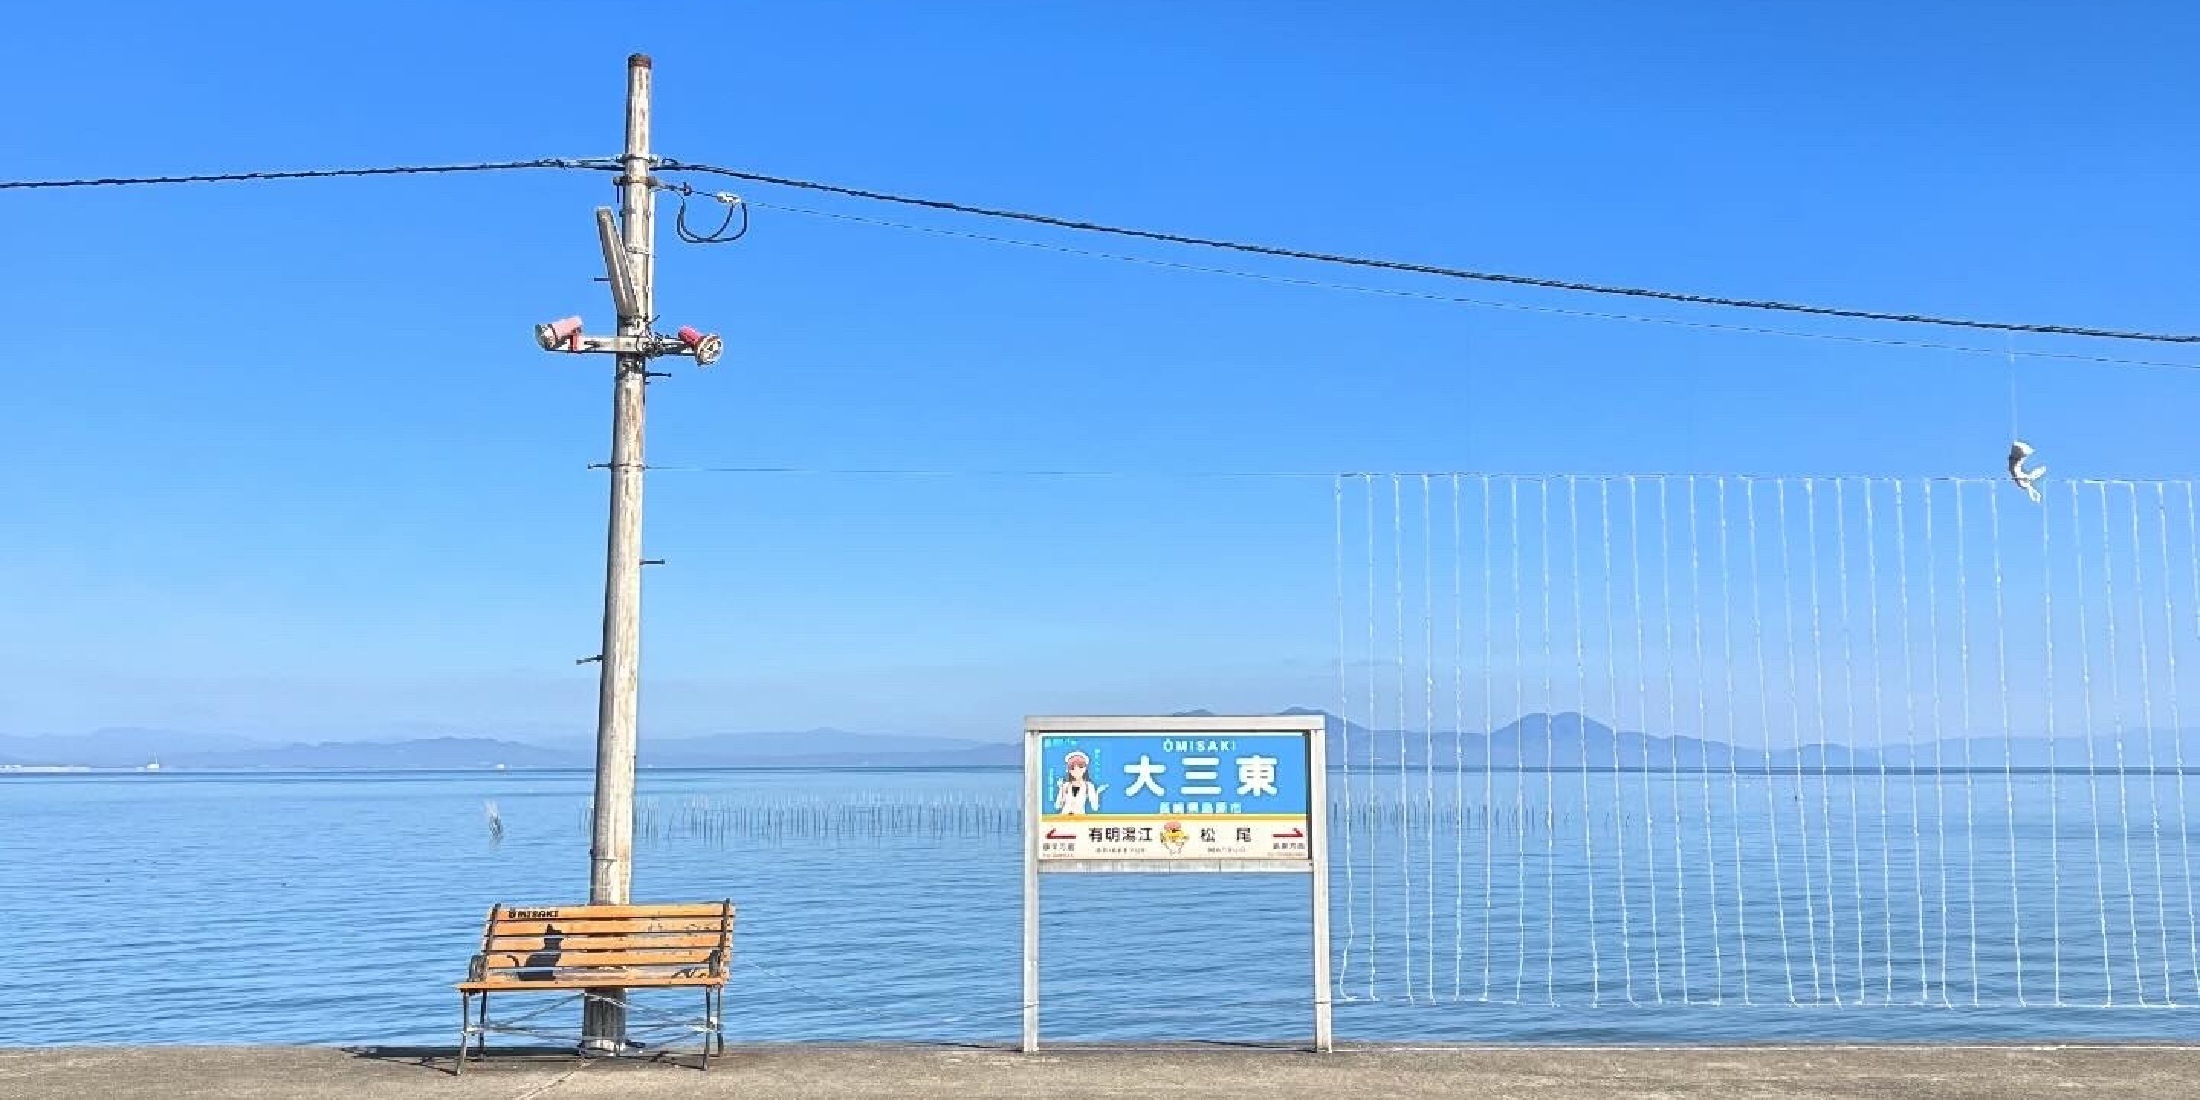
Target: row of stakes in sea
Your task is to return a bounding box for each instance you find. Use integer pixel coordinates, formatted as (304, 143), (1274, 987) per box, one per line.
(517, 797), (1688, 845)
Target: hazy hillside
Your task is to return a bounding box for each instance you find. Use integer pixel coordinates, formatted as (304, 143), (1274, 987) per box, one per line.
(0, 727), (1016, 770)
(7, 711), (2196, 771)
(638, 729), (1010, 767)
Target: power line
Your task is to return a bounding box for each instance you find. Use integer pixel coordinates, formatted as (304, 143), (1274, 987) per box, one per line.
(0, 157), (617, 191)
(745, 198), (2200, 373)
(658, 160), (2200, 346)
(5, 152), (2195, 348)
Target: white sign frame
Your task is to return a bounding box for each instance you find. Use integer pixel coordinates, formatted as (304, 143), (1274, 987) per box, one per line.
(1020, 714), (1332, 1053)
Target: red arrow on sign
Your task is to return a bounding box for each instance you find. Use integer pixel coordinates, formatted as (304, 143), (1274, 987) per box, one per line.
(1045, 829), (1077, 840)
(1272, 828), (1305, 839)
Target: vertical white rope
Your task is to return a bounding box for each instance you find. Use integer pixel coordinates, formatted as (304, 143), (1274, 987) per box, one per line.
(1483, 474), (1500, 1002)
(1689, 477), (1723, 1004)
(1719, 477), (1752, 1004)
(2043, 474), (2065, 1006)
(1834, 479), (1868, 1002)
(1953, 483), (1982, 1005)
(1330, 469), (2200, 1013)
(1921, 481), (1953, 1006)
(2174, 483), (2200, 1000)
(2070, 482), (2112, 1004)
(2128, 483), (2173, 1002)
(1865, 480), (1897, 1003)
(1988, 480), (2025, 1006)
(1452, 474), (1466, 1003)
(1570, 476), (1603, 1005)
(1631, 477), (1664, 1003)
(1601, 478), (1636, 1004)
(2127, 482), (2173, 1002)
(1786, 480), (1829, 1002)
(1747, 479), (1800, 1004)
(1395, 475), (1412, 1002)
(1804, 481), (1843, 1002)
(2097, 481), (2145, 1002)
(1541, 477), (1559, 1006)
(1513, 477), (1531, 1004)
(1366, 475), (1381, 1002)
(1894, 480), (1930, 1003)
(1422, 474), (1438, 1003)
(1661, 477), (1691, 1003)
(1335, 476), (1355, 997)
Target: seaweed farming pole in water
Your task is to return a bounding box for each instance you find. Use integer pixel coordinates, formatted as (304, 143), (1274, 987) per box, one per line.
(593, 796), (1026, 845)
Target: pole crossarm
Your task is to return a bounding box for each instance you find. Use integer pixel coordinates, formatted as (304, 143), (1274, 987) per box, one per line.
(540, 331), (722, 360)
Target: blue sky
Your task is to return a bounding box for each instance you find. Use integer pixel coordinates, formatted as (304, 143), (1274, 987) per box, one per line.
(5, 1), (2200, 742)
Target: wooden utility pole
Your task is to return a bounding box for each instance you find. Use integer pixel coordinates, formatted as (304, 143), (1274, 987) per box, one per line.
(579, 50), (656, 1054)
(534, 52), (720, 1056)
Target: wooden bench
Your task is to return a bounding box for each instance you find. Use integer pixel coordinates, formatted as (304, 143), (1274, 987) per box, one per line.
(455, 900), (736, 1073)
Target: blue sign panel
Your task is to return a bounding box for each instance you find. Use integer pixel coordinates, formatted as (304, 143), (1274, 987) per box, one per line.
(1034, 732), (1313, 862)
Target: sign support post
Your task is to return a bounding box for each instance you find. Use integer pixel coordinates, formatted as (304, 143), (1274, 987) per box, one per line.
(1308, 725), (1332, 1049)
(1021, 724), (1042, 1051)
(1021, 714), (1332, 1053)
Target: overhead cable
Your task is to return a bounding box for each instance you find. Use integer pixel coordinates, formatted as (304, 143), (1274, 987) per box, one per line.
(746, 199), (2200, 372)
(7, 153), (2195, 347)
(0, 158), (618, 191)
(658, 160), (2200, 346)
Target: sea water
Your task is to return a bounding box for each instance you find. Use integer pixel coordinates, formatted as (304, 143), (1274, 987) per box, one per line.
(2, 767), (2197, 1047)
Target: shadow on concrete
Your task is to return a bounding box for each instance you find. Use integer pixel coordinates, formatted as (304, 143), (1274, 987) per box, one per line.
(1031, 1040), (1316, 1053)
(341, 1038), (1310, 1079)
(345, 1044), (552, 1078)
(343, 1044), (712, 1078)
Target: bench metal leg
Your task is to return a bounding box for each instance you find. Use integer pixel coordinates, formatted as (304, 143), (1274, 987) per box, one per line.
(455, 993), (471, 1076)
(458, 986), (725, 1073)
(700, 988), (715, 1071)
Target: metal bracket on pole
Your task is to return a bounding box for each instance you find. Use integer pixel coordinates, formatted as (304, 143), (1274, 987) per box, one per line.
(596, 207), (643, 319)
(536, 328), (725, 366)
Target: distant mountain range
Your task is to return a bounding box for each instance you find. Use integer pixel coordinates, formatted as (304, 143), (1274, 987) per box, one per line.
(5, 712), (2197, 771)
(1300, 709), (2200, 771)
(0, 726), (1016, 770)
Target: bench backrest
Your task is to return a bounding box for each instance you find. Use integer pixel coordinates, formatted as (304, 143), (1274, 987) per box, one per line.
(469, 900), (735, 984)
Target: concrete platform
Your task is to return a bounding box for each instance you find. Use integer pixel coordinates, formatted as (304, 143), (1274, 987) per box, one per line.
(2, 1043), (2197, 1099)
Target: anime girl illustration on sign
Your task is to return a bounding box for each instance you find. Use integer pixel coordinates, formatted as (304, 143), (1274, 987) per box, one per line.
(1052, 749), (1107, 815)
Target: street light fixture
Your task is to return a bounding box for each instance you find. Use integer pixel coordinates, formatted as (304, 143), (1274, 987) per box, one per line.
(535, 316), (584, 351)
